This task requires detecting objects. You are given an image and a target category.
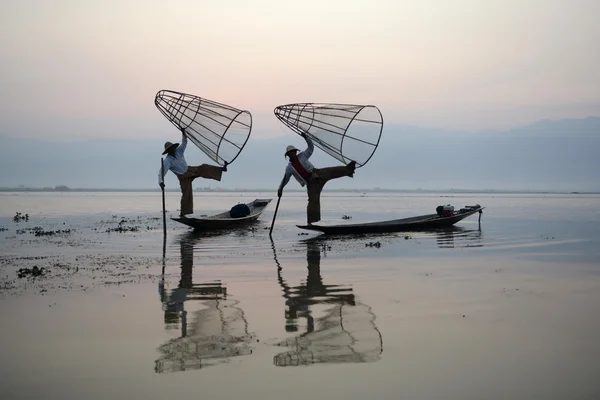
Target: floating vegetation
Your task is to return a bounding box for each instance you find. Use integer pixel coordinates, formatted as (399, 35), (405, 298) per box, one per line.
(404, 235), (412, 240)
(102, 216), (160, 226)
(298, 232), (309, 236)
(342, 215), (352, 220)
(107, 224), (140, 233)
(15, 227), (72, 236)
(13, 212), (29, 222)
(17, 266), (46, 278)
(34, 229), (72, 237)
(0, 227), (7, 232)
(17, 227), (43, 235)
(365, 241), (382, 248)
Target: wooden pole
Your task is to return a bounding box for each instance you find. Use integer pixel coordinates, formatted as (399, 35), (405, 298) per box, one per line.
(269, 195), (282, 237)
(161, 158), (167, 245)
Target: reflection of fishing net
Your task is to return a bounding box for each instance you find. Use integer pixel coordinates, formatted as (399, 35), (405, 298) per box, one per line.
(155, 298), (253, 373)
(274, 303), (383, 366)
(155, 90), (252, 166)
(274, 103), (383, 167)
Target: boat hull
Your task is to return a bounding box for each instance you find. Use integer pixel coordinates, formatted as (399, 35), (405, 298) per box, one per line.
(172, 198), (272, 230)
(297, 206), (484, 235)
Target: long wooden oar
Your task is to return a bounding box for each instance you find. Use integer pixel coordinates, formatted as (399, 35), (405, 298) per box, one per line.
(269, 195), (282, 237)
(161, 158), (167, 244)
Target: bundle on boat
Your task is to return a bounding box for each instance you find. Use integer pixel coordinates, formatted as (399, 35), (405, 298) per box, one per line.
(155, 90), (252, 166)
(274, 103), (384, 168)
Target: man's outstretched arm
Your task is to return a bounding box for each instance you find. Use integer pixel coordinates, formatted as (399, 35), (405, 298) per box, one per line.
(302, 133), (314, 158)
(277, 169), (292, 197)
(178, 128), (188, 153)
(158, 157), (171, 187)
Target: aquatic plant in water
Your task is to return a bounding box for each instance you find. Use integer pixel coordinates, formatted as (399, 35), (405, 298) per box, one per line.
(17, 266), (46, 278)
(13, 212), (29, 222)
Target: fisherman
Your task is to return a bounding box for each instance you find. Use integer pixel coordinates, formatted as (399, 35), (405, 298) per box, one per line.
(159, 129), (227, 217)
(277, 133), (356, 224)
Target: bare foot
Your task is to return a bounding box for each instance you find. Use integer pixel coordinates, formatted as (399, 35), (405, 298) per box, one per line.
(347, 160), (357, 177)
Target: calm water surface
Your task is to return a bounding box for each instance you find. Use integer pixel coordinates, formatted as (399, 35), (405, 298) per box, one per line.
(0, 192), (599, 399)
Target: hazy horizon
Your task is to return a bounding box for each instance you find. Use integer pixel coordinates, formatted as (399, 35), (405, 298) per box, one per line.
(2, 187), (598, 194)
(1, 116), (599, 192)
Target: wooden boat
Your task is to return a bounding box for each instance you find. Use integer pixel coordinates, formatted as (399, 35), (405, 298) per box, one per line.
(297, 205), (484, 235)
(172, 198), (272, 230)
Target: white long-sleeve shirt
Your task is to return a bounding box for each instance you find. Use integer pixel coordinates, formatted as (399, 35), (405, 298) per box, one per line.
(158, 133), (188, 184)
(278, 136), (315, 191)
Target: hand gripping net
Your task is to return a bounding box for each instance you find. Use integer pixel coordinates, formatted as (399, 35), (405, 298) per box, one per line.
(155, 90), (252, 166)
(274, 103), (383, 168)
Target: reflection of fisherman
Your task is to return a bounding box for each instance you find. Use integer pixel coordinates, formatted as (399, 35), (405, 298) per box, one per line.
(159, 129), (228, 217)
(158, 234), (194, 333)
(155, 233), (251, 373)
(274, 240), (381, 366)
(283, 241), (355, 332)
(277, 133), (356, 224)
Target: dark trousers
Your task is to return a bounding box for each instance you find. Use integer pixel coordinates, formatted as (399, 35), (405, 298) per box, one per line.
(177, 165), (223, 215)
(306, 166), (352, 223)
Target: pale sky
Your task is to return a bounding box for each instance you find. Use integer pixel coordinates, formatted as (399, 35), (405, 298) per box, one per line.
(1, 0), (599, 140)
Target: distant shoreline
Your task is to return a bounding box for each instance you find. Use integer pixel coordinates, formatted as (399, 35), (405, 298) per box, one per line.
(0, 187), (597, 195)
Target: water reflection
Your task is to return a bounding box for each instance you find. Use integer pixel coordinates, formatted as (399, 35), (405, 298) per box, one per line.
(272, 240), (383, 366)
(155, 232), (253, 373)
(434, 226), (483, 249)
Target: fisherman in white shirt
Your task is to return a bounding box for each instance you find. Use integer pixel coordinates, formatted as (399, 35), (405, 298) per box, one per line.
(159, 129), (227, 217)
(277, 133), (356, 224)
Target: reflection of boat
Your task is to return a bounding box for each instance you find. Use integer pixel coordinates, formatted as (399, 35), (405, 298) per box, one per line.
(271, 240), (383, 366)
(297, 205), (484, 235)
(171, 198), (272, 230)
(155, 233), (253, 373)
(435, 226), (483, 249)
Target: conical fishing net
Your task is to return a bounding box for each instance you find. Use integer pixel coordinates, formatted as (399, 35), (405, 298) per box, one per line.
(155, 90), (252, 166)
(274, 103), (383, 168)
